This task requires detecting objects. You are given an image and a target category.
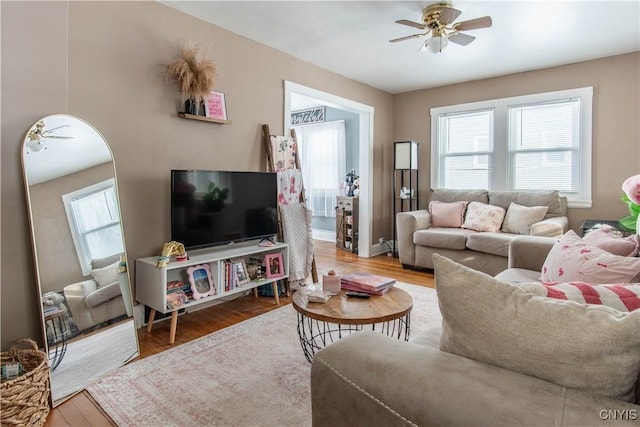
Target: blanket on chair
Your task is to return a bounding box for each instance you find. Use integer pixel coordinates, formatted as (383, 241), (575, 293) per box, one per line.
(280, 203), (314, 289)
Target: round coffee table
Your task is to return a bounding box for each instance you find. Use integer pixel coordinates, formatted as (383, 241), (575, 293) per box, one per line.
(292, 287), (413, 362)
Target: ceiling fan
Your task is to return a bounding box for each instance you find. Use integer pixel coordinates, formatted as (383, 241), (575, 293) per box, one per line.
(390, 2), (492, 53)
(26, 121), (73, 153)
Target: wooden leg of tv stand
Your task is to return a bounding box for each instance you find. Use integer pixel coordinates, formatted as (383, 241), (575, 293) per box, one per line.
(169, 311), (179, 344)
(146, 309), (156, 332)
(273, 282), (280, 305)
(253, 287), (258, 298)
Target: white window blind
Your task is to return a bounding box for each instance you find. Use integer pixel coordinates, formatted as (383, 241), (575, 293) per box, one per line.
(509, 100), (579, 191)
(438, 110), (492, 189)
(63, 179), (123, 274)
(431, 87), (593, 207)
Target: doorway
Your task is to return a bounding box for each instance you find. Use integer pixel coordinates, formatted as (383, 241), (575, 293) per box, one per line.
(284, 81), (374, 257)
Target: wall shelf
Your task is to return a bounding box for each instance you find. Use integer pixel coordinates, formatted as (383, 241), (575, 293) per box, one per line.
(177, 112), (231, 125)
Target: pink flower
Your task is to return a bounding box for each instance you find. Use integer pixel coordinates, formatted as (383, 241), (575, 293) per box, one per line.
(622, 174), (640, 205)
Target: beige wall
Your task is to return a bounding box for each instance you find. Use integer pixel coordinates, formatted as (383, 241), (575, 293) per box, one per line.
(1, 1), (393, 349)
(394, 52), (640, 231)
(2, 1), (638, 350)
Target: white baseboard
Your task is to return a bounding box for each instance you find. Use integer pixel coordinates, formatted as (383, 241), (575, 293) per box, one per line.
(312, 229), (335, 241)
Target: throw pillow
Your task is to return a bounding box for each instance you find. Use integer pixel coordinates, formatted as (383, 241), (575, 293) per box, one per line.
(501, 202), (548, 235)
(433, 253), (640, 403)
(540, 230), (640, 283)
(90, 261), (119, 288)
(429, 201), (468, 228)
(582, 225), (640, 257)
(461, 202), (506, 232)
(519, 281), (640, 312)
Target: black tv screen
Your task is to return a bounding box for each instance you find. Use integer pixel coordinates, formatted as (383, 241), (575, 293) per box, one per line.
(171, 170), (278, 249)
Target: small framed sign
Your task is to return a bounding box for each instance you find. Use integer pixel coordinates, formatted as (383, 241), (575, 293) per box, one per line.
(264, 253), (284, 279)
(205, 91), (228, 120)
(231, 258), (251, 287)
(186, 264), (216, 300)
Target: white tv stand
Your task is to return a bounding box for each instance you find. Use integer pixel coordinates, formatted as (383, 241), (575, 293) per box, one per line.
(135, 241), (289, 344)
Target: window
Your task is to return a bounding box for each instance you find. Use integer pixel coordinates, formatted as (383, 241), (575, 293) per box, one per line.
(63, 179), (123, 275)
(293, 120), (346, 217)
(431, 87), (593, 207)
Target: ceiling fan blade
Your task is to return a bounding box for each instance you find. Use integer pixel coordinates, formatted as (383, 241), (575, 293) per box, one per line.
(455, 16), (492, 32)
(389, 33), (424, 43)
(395, 19), (426, 30)
(438, 6), (462, 25)
(448, 32), (476, 46)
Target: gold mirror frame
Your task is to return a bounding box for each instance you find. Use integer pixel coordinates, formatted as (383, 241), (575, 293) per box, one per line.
(21, 114), (139, 406)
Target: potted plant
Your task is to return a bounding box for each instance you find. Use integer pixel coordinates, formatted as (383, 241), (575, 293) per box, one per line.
(166, 43), (217, 115)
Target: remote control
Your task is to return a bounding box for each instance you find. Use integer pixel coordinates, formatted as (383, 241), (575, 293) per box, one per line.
(345, 291), (371, 298)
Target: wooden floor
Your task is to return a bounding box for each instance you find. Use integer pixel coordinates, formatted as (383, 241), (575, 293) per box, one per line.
(44, 240), (434, 426)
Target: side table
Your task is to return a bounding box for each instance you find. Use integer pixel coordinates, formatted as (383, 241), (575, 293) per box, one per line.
(292, 287), (413, 362)
(579, 220), (634, 238)
(44, 307), (69, 371)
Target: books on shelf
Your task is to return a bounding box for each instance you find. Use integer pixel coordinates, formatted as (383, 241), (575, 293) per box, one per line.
(166, 280), (192, 308)
(340, 272), (396, 295)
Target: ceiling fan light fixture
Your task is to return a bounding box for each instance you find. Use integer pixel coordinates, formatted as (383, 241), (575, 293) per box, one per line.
(427, 35), (448, 53)
(26, 138), (47, 153)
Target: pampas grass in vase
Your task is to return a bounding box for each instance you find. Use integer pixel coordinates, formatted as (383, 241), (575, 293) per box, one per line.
(166, 43), (217, 115)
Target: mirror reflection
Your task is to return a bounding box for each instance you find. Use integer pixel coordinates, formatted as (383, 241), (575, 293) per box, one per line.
(22, 114), (139, 406)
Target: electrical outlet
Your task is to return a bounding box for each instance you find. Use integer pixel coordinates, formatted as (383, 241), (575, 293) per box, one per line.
(379, 237), (385, 245)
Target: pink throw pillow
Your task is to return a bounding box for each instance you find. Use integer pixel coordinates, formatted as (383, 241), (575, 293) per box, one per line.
(461, 202), (506, 232)
(541, 230), (640, 283)
(520, 281), (640, 312)
(583, 225), (639, 257)
(429, 201), (468, 228)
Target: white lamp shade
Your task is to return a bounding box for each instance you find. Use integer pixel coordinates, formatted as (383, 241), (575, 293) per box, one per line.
(394, 141), (419, 170)
(428, 35), (448, 53)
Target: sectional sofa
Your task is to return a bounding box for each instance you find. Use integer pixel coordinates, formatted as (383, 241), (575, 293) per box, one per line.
(396, 189), (568, 276)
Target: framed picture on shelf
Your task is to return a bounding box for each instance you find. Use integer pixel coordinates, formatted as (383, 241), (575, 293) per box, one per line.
(186, 264), (216, 300)
(205, 90), (228, 120)
(231, 258), (251, 287)
(264, 253), (284, 279)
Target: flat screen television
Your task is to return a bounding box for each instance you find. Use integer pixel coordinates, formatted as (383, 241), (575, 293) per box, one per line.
(171, 170), (278, 250)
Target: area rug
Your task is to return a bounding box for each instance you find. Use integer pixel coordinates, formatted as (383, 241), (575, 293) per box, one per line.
(87, 282), (441, 427)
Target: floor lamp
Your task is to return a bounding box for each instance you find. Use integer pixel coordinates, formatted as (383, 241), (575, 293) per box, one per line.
(393, 141), (419, 257)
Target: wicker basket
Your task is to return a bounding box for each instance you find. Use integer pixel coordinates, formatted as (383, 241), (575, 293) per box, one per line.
(1, 339), (50, 427)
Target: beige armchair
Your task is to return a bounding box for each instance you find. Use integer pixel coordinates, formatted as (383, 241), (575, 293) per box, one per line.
(63, 254), (127, 331)
(63, 279), (126, 331)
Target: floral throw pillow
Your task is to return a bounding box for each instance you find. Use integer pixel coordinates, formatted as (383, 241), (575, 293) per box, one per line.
(461, 202), (506, 232)
(429, 201), (468, 228)
(540, 230), (640, 283)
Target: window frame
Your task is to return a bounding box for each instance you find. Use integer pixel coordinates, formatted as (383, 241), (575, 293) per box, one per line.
(62, 178), (122, 275)
(430, 87), (593, 208)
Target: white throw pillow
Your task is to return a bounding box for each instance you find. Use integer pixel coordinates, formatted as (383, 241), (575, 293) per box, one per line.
(501, 202), (548, 235)
(91, 261), (119, 288)
(461, 202), (506, 232)
(541, 231), (640, 283)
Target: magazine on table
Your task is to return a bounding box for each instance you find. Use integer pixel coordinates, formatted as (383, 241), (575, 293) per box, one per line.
(340, 272), (396, 291)
(341, 281), (394, 295)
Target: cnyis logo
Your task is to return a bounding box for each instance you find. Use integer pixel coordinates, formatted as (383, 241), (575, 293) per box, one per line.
(599, 409), (638, 421)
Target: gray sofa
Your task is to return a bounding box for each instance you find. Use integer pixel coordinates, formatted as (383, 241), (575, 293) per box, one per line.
(310, 251), (640, 427)
(396, 189), (569, 276)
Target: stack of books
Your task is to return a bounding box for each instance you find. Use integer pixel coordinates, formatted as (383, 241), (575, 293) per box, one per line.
(340, 272), (396, 295)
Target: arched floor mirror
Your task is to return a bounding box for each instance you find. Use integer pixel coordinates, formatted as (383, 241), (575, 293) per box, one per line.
(21, 114), (139, 407)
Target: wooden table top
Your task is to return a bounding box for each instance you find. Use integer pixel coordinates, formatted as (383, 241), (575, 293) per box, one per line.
(292, 287), (413, 325)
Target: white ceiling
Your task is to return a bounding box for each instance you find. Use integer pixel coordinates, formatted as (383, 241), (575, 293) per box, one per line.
(23, 115), (113, 185)
(159, 1), (640, 94)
